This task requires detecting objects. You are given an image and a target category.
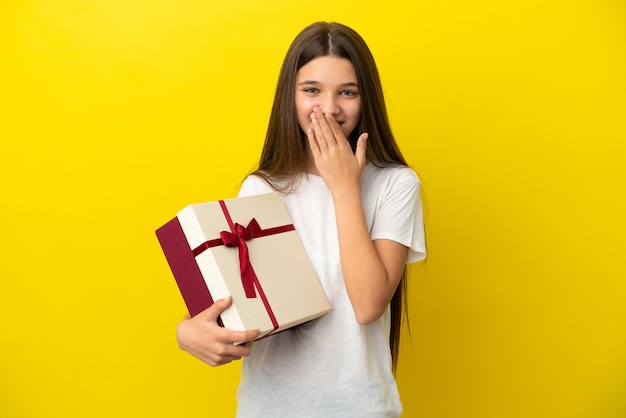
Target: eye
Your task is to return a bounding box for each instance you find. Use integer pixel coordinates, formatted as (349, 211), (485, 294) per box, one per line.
(341, 90), (358, 97)
(303, 87), (319, 94)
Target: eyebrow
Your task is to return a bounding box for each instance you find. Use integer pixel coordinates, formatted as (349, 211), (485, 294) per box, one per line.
(297, 80), (359, 88)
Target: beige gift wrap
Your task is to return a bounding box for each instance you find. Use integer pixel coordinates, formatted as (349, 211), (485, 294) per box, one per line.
(156, 192), (331, 342)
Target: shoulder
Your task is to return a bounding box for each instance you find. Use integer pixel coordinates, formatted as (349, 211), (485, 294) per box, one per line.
(238, 174), (275, 197)
(362, 163), (421, 191)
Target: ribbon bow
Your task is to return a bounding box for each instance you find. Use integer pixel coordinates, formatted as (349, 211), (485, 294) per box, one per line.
(219, 218), (263, 298)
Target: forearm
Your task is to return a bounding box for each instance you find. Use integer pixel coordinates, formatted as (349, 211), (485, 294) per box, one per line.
(332, 187), (397, 325)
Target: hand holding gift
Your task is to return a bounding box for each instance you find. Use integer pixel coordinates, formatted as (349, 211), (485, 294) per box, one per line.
(176, 296), (260, 367)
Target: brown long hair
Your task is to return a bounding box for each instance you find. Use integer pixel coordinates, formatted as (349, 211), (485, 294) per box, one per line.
(253, 22), (409, 373)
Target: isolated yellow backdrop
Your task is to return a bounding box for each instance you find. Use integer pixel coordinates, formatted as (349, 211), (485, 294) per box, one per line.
(1, 1), (625, 417)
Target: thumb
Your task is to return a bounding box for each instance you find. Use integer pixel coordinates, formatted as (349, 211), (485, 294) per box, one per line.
(200, 296), (232, 322)
(355, 133), (368, 167)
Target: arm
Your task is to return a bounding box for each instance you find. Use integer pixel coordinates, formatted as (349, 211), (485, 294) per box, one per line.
(333, 190), (409, 324)
(307, 108), (408, 325)
(176, 296), (260, 366)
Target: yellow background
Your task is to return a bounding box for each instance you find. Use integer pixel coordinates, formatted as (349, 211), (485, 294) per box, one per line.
(1, 0), (625, 417)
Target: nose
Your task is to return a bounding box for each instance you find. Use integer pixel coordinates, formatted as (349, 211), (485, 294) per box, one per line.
(320, 94), (340, 116)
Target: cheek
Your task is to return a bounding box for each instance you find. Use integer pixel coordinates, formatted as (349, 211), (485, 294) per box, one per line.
(296, 105), (313, 131)
(345, 102), (362, 134)
(349, 100), (362, 119)
(296, 92), (313, 108)
(296, 98), (314, 120)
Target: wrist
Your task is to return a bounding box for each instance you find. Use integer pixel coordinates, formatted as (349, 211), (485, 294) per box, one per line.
(329, 181), (361, 201)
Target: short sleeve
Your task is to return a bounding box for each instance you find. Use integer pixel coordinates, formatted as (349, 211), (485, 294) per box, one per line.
(237, 175), (274, 198)
(369, 169), (426, 265)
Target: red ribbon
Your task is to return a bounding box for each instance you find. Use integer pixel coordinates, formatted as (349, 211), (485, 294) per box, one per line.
(218, 218), (262, 298)
(191, 200), (295, 331)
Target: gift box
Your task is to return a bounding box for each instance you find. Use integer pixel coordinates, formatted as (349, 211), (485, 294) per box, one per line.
(156, 192), (331, 343)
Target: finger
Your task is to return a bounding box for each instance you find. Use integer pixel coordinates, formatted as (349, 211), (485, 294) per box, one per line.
(202, 297), (261, 343)
(306, 127), (320, 157)
(214, 357), (239, 366)
(310, 110), (330, 152)
(210, 346), (253, 365)
(324, 111), (348, 146)
(230, 340), (255, 358)
(209, 332), (258, 365)
(355, 133), (368, 167)
(199, 296), (233, 322)
(313, 108), (338, 145)
(220, 328), (261, 345)
(205, 352), (242, 367)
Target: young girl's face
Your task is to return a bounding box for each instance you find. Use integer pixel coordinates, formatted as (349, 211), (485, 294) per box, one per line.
(295, 56), (361, 139)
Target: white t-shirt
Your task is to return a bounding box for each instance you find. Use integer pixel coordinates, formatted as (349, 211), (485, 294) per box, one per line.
(235, 163), (426, 418)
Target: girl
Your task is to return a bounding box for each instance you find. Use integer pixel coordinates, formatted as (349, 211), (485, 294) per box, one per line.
(176, 21), (426, 417)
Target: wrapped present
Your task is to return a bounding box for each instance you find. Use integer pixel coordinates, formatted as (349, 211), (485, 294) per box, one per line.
(156, 192), (330, 343)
